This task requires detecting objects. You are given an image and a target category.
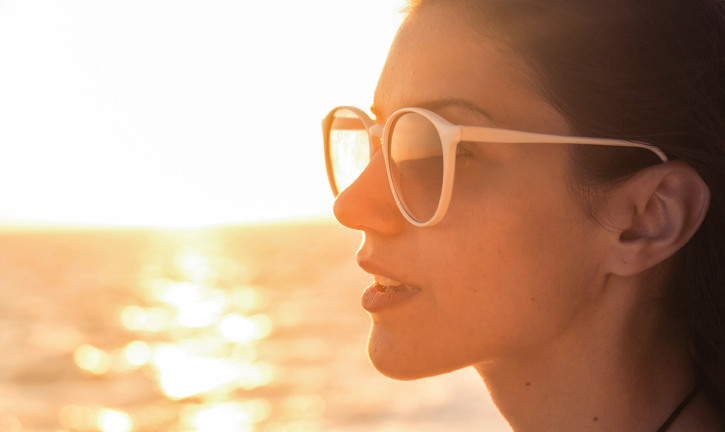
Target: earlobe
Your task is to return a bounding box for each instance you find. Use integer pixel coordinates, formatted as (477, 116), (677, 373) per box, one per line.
(604, 161), (711, 277)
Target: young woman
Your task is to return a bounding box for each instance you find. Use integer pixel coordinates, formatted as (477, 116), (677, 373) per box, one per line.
(322, 0), (725, 430)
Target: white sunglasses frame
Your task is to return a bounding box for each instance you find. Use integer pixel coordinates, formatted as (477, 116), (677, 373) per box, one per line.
(323, 106), (669, 227)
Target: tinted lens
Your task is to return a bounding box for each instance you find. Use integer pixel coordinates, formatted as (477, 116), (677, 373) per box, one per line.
(388, 112), (443, 223)
(329, 109), (369, 195)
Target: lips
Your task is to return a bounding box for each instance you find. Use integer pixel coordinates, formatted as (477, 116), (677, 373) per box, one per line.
(361, 274), (421, 312)
(372, 274), (417, 293)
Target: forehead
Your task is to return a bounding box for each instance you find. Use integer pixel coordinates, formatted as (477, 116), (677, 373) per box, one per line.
(373, 5), (569, 134)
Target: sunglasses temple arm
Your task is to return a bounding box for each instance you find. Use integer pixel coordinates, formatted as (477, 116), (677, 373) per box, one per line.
(460, 127), (668, 162)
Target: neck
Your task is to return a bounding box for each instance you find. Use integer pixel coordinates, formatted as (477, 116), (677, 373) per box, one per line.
(475, 276), (696, 432)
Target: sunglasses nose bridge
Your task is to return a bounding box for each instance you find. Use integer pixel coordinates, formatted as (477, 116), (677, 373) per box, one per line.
(367, 125), (385, 158)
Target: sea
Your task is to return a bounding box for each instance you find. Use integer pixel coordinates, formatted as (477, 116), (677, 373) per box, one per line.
(0, 220), (511, 432)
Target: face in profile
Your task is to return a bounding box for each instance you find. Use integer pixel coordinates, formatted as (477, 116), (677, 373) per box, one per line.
(333, 4), (607, 380)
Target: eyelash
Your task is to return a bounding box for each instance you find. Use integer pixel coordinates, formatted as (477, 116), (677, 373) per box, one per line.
(456, 143), (476, 161)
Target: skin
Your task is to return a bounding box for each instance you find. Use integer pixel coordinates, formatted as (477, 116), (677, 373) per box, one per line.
(333, 4), (721, 432)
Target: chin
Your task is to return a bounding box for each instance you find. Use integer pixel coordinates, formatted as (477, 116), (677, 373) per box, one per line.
(367, 325), (464, 381)
(368, 347), (426, 381)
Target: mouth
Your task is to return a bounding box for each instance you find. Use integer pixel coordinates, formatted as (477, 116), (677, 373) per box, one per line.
(373, 274), (419, 293)
(361, 274), (422, 313)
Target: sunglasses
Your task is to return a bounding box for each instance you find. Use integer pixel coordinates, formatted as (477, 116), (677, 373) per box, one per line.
(322, 106), (668, 227)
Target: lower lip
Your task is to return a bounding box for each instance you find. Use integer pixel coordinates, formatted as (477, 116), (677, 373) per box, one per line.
(361, 283), (421, 313)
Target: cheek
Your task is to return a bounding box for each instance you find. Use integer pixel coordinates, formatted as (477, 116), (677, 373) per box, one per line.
(366, 154), (599, 378)
(432, 161), (595, 352)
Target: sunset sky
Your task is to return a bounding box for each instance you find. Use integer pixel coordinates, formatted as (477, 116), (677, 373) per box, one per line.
(0, 0), (404, 228)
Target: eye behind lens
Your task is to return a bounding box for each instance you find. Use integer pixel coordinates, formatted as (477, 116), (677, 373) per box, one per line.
(388, 112), (444, 223)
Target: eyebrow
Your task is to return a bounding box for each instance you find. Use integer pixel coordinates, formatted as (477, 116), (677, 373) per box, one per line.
(370, 98), (495, 122)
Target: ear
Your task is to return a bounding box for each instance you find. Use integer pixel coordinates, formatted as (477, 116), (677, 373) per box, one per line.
(602, 161), (710, 277)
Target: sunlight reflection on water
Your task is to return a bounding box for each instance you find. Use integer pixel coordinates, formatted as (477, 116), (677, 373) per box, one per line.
(0, 223), (510, 432)
(65, 241), (283, 431)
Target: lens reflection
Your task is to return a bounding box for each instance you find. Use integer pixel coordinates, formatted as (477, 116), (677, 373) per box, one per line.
(329, 109), (369, 194)
(389, 112), (443, 222)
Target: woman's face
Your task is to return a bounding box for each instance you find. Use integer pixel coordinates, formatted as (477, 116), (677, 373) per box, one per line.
(333, 5), (606, 379)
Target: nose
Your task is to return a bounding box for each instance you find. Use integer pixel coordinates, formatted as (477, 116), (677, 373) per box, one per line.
(333, 150), (407, 235)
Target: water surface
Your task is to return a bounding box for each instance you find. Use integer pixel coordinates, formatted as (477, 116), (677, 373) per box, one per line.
(0, 221), (510, 432)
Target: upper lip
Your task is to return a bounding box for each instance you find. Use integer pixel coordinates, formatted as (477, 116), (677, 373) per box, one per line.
(357, 259), (413, 287)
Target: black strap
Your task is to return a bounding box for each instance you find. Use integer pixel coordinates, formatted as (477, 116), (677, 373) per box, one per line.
(657, 386), (698, 432)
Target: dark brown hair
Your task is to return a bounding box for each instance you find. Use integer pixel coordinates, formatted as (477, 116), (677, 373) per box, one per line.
(409, 0), (725, 409)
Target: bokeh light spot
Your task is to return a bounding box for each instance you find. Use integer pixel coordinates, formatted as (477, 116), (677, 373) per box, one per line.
(219, 314), (257, 343)
(181, 402), (254, 432)
(120, 305), (146, 331)
(96, 408), (133, 432)
(74, 345), (111, 375)
(124, 340), (151, 366)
